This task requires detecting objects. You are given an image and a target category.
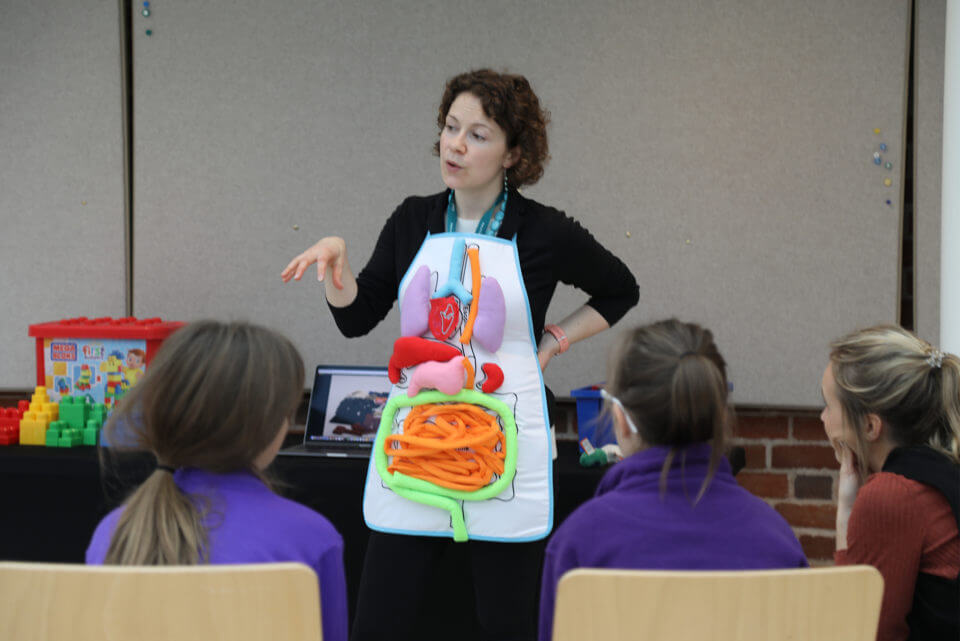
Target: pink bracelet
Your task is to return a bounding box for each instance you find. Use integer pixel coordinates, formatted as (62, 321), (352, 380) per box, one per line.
(544, 324), (569, 354)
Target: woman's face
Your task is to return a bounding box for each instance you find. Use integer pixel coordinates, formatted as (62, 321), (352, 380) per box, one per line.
(440, 92), (517, 197)
(820, 364), (853, 450)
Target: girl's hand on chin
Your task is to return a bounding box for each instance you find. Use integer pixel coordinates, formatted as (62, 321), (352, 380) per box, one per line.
(835, 441), (861, 511)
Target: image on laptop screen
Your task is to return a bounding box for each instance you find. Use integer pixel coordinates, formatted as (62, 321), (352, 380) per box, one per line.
(304, 365), (392, 445)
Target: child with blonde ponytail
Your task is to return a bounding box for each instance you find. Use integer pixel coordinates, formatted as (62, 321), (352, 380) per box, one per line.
(821, 325), (960, 641)
(85, 321), (348, 641)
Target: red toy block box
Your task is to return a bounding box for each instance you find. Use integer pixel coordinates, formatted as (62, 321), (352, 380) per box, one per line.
(28, 317), (185, 408)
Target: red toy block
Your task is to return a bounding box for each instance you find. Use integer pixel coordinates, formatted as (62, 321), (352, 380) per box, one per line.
(0, 405), (26, 446)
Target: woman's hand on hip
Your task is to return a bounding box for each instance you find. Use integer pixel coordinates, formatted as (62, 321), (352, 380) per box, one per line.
(537, 334), (560, 372)
(281, 237), (348, 289)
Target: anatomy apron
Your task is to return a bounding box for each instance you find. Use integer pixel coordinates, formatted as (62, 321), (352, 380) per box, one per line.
(362, 231), (553, 542)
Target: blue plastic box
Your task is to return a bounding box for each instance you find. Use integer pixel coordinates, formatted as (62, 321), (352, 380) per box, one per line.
(570, 385), (616, 450)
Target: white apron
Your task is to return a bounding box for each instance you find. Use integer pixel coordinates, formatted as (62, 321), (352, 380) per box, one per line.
(362, 232), (554, 542)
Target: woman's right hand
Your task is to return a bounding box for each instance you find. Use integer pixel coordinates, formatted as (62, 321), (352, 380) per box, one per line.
(834, 440), (861, 510)
(281, 237), (348, 289)
(832, 440), (860, 550)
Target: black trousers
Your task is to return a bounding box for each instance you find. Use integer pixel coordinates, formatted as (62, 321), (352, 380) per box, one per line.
(351, 462), (559, 641)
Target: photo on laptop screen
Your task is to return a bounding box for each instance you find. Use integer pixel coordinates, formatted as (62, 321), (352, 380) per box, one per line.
(305, 365), (392, 444)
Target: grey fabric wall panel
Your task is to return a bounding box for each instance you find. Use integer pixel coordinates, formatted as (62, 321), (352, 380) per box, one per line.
(132, 0), (909, 407)
(0, 0), (125, 389)
(915, 0), (945, 346)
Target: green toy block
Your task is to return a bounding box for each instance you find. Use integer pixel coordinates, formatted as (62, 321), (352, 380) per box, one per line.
(45, 420), (64, 447)
(82, 427), (99, 446)
(57, 427), (82, 447)
(82, 418), (102, 446)
(90, 404), (107, 425)
(59, 396), (90, 430)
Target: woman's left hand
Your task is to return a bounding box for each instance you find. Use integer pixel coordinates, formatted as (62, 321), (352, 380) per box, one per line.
(537, 333), (562, 371)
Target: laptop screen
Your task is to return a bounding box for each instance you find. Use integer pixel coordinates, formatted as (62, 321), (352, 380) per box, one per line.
(303, 365), (392, 446)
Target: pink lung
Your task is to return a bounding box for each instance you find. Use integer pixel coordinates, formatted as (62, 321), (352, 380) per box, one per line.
(472, 277), (505, 353)
(400, 265), (431, 337)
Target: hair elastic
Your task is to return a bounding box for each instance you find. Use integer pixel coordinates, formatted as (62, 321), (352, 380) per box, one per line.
(926, 348), (945, 369)
(156, 463), (177, 474)
(927, 347), (943, 369)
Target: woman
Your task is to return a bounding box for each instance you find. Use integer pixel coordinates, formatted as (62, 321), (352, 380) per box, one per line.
(282, 69), (638, 641)
(539, 319), (806, 641)
(822, 325), (960, 641)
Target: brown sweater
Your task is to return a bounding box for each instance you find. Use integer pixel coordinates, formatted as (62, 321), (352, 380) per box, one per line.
(835, 472), (960, 641)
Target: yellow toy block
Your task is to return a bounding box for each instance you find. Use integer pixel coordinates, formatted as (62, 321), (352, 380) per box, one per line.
(42, 403), (59, 421)
(19, 410), (51, 445)
(53, 362), (67, 376)
(31, 387), (49, 407)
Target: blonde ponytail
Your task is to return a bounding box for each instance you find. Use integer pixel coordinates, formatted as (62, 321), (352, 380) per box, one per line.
(104, 470), (207, 565)
(935, 354), (960, 462)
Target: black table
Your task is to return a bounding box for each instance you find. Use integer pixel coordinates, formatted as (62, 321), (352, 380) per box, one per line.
(0, 439), (605, 640)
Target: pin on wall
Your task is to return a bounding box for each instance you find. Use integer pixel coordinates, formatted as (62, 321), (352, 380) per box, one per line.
(142, 1), (152, 36)
(870, 132), (894, 190)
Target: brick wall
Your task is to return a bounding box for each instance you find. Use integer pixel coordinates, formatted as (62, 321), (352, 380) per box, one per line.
(732, 410), (839, 565)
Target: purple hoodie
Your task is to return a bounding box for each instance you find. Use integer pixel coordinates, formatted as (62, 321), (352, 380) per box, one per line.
(539, 444), (807, 641)
(86, 468), (348, 641)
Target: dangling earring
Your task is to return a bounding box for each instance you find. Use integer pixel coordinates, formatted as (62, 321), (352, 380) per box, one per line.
(503, 172), (509, 194)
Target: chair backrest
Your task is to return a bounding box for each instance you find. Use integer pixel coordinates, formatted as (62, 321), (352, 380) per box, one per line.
(0, 561), (322, 641)
(553, 565), (884, 641)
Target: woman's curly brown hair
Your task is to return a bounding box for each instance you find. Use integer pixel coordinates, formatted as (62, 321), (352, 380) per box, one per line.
(433, 69), (550, 189)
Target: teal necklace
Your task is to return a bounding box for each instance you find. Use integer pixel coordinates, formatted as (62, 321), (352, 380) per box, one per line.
(445, 175), (508, 236)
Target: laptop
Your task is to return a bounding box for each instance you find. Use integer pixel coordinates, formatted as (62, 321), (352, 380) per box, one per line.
(280, 364), (392, 459)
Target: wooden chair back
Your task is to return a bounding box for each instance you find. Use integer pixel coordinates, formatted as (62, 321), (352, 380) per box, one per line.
(553, 565), (883, 641)
(0, 561), (322, 641)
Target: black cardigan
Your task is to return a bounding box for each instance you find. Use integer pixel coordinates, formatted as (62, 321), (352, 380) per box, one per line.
(883, 446), (960, 641)
(328, 189), (640, 342)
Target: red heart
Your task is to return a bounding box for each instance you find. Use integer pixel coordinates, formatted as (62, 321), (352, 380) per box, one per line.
(429, 296), (460, 340)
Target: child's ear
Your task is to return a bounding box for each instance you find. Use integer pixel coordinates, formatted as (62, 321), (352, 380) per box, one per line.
(863, 413), (884, 442)
(612, 406), (631, 442)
